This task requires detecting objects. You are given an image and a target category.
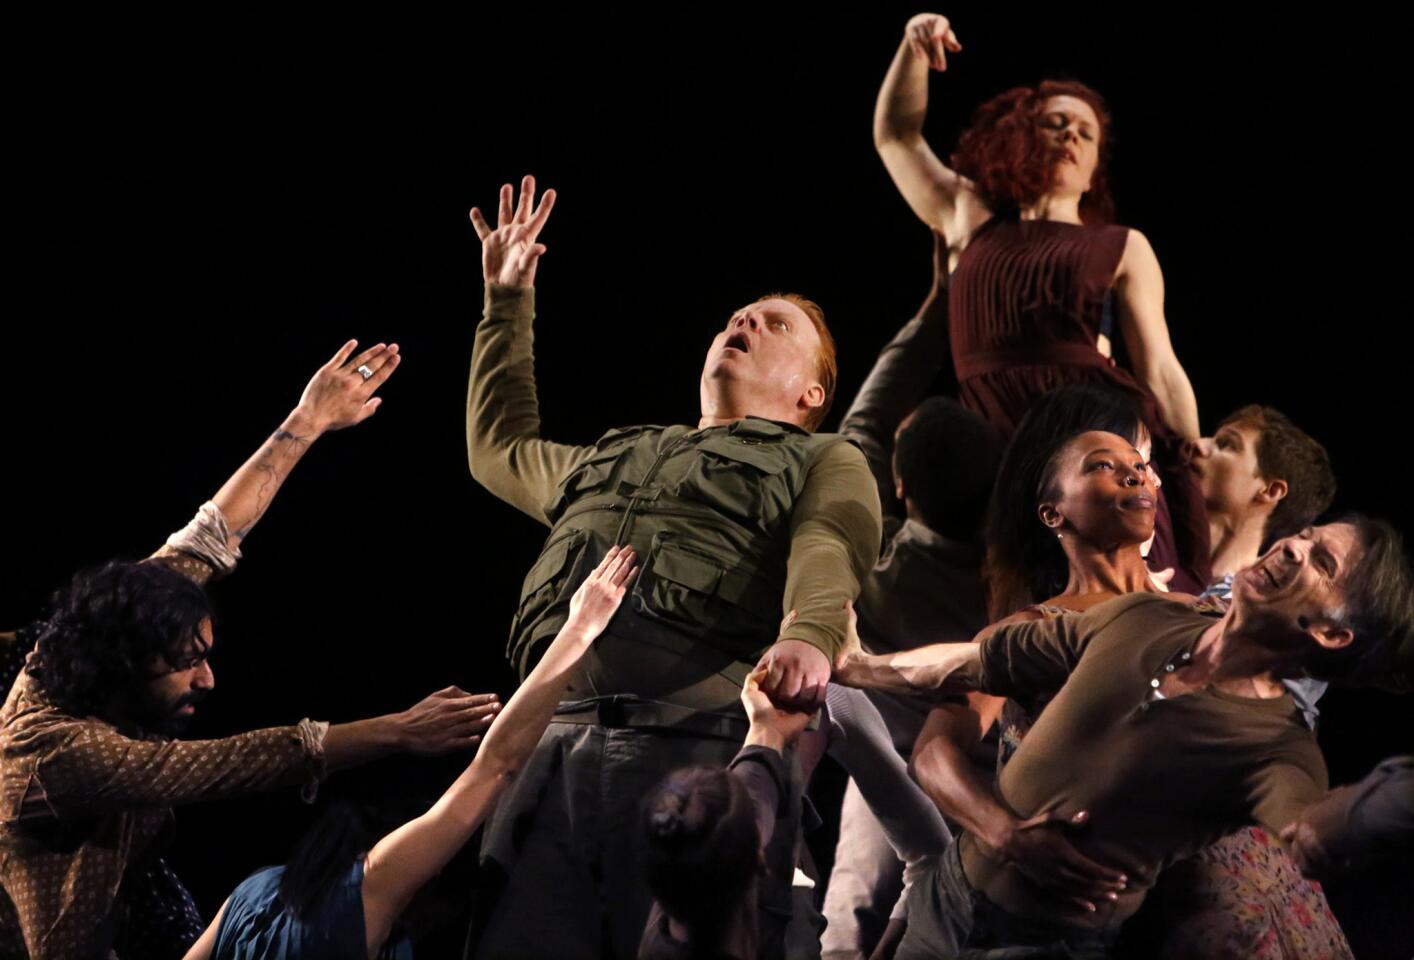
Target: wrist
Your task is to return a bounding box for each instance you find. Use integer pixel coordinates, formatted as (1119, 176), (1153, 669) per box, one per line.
(988, 815), (1022, 859)
(378, 713), (410, 752)
(282, 407), (326, 440)
(744, 723), (788, 755)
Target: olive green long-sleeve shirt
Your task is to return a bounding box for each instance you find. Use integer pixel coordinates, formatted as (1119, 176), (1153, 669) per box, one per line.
(467, 283), (881, 661)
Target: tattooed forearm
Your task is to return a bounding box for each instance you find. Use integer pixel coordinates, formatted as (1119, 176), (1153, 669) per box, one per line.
(216, 426), (316, 544)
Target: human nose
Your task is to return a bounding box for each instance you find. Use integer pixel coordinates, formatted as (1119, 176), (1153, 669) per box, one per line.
(193, 660), (215, 691)
(1186, 438), (1211, 461)
(733, 313), (759, 332)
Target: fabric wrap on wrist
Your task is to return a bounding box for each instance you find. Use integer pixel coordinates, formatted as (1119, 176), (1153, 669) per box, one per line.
(296, 718), (331, 803)
(164, 501), (243, 574)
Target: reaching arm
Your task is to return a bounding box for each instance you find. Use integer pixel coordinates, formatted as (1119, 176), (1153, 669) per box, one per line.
(466, 176), (595, 524)
(1113, 230), (1200, 440)
(837, 231), (952, 512)
(359, 547), (638, 952)
(149, 338), (402, 583)
(874, 14), (986, 241)
(22, 688), (498, 820)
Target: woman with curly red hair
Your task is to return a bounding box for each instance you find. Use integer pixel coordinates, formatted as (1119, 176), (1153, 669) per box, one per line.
(874, 11), (1210, 593)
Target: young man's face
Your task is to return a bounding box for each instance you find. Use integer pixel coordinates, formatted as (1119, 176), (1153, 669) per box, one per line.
(1232, 522), (1361, 652)
(1189, 420), (1267, 520)
(137, 617), (215, 735)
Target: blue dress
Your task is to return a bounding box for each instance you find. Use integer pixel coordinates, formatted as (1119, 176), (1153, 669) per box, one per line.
(212, 860), (413, 960)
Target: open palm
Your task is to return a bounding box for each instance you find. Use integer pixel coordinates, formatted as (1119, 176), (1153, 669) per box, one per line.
(469, 175), (556, 288)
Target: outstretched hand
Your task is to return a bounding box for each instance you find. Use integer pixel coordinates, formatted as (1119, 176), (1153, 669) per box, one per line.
(469, 175), (556, 288)
(294, 340), (402, 433)
(562, 545), (639, 646)
(905, 13), (962, 71)
(394, 687), (501, 756)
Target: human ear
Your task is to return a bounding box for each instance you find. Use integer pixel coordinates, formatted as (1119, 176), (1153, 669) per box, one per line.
(1038, 502), (1064, 531)
(1257, 478), (1288, 507)
(1309, 621), (1355, 652)
(800, 383), (826, 416)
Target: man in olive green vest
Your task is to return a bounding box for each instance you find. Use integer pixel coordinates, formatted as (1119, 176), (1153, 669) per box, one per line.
(465, 176), (882, 958)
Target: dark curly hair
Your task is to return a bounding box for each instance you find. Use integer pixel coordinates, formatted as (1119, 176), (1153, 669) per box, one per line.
(28, 561), (212, 719)
(984, 385), (1144, 618)
(951, 79), (1115, 225)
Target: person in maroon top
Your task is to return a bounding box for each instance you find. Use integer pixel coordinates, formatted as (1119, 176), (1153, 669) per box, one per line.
(873, 11), (1209, 593)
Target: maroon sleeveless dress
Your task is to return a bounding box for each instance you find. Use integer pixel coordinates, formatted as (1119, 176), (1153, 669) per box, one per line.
(949, 217), (1211, 593)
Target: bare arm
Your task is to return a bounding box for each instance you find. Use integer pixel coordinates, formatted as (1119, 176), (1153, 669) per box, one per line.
(830, 600), (982, 699)
(466, 177), (596, 524)
(1113, 230), (1200, 440)
(359, 548), (638, 954)
(180, 897), (228, 960)
(148, 339), (402, 586)
(910, 697), (1007, 841)
(215, 340), (401, 546)
(874, 15), (988, 242)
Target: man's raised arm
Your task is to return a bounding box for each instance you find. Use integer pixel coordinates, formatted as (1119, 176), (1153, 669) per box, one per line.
(467, 176), (594, 525)
(147, 337), (401, 585)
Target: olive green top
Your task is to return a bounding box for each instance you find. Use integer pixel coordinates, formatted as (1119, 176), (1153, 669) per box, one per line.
(961, 593), (1329, 930)
(468, 284), (881, 688)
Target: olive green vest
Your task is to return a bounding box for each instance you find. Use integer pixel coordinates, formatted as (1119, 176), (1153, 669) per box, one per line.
(509, 417), (852, 685)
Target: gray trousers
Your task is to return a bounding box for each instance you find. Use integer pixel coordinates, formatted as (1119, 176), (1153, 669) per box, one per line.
(471, 719), (798, 960)
(896, 843), (1116, 960)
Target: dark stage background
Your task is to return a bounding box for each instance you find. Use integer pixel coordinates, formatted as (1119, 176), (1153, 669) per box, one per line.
(8, 3), (1413, 953)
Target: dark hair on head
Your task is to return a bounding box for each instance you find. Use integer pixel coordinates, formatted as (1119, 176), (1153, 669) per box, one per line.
(984, 385), (1144, 617)
(895, 397), (1003, 539)
(639, 766), (762, 936)
(28, 561), (212, 718)
(280, 802), (384, 920)
(1219, 405), (1336, 548)
(1305, 514), (1414, 685)
(951, 79), (1115, 225)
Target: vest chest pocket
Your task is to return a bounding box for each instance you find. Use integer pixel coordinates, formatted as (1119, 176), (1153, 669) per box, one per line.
(544, 429), (647, 523)
(673, 435), (794, 532)
(508, 527), (591, 666)
(633, 533), (782, 658)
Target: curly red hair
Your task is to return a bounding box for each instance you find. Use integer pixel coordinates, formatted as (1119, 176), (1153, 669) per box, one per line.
(950, 80), (1114, 225)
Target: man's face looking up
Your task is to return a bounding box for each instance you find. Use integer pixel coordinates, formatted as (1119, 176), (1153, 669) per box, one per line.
(700, 298), (824, 427)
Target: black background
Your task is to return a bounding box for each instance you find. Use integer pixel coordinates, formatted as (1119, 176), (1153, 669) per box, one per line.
(7, 2), (1413, 950)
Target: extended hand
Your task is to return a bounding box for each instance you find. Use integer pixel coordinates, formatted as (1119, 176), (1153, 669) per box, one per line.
(563, 545), (639, 645)
(394, 687), (501, 755)
(294, 340), (402, 433)
(905, 13), (962, 71)
(742, 665), (814, 747)
(469, 175), (556, 288)
(996, 809), (1128, 914)
(756, 637), (830, 712)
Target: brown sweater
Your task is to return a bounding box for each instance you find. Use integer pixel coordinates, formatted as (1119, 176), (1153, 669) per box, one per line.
(960, 593), (1328, 930)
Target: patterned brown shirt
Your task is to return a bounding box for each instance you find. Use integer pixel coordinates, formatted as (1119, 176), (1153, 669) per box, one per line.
(0, 547), (323, 958)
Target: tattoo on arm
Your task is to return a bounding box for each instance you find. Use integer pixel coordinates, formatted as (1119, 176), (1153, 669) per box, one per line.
(231, 429), (311, 540)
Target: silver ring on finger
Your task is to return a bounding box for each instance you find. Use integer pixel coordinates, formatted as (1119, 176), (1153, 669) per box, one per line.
(356, 364), (374, 381)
